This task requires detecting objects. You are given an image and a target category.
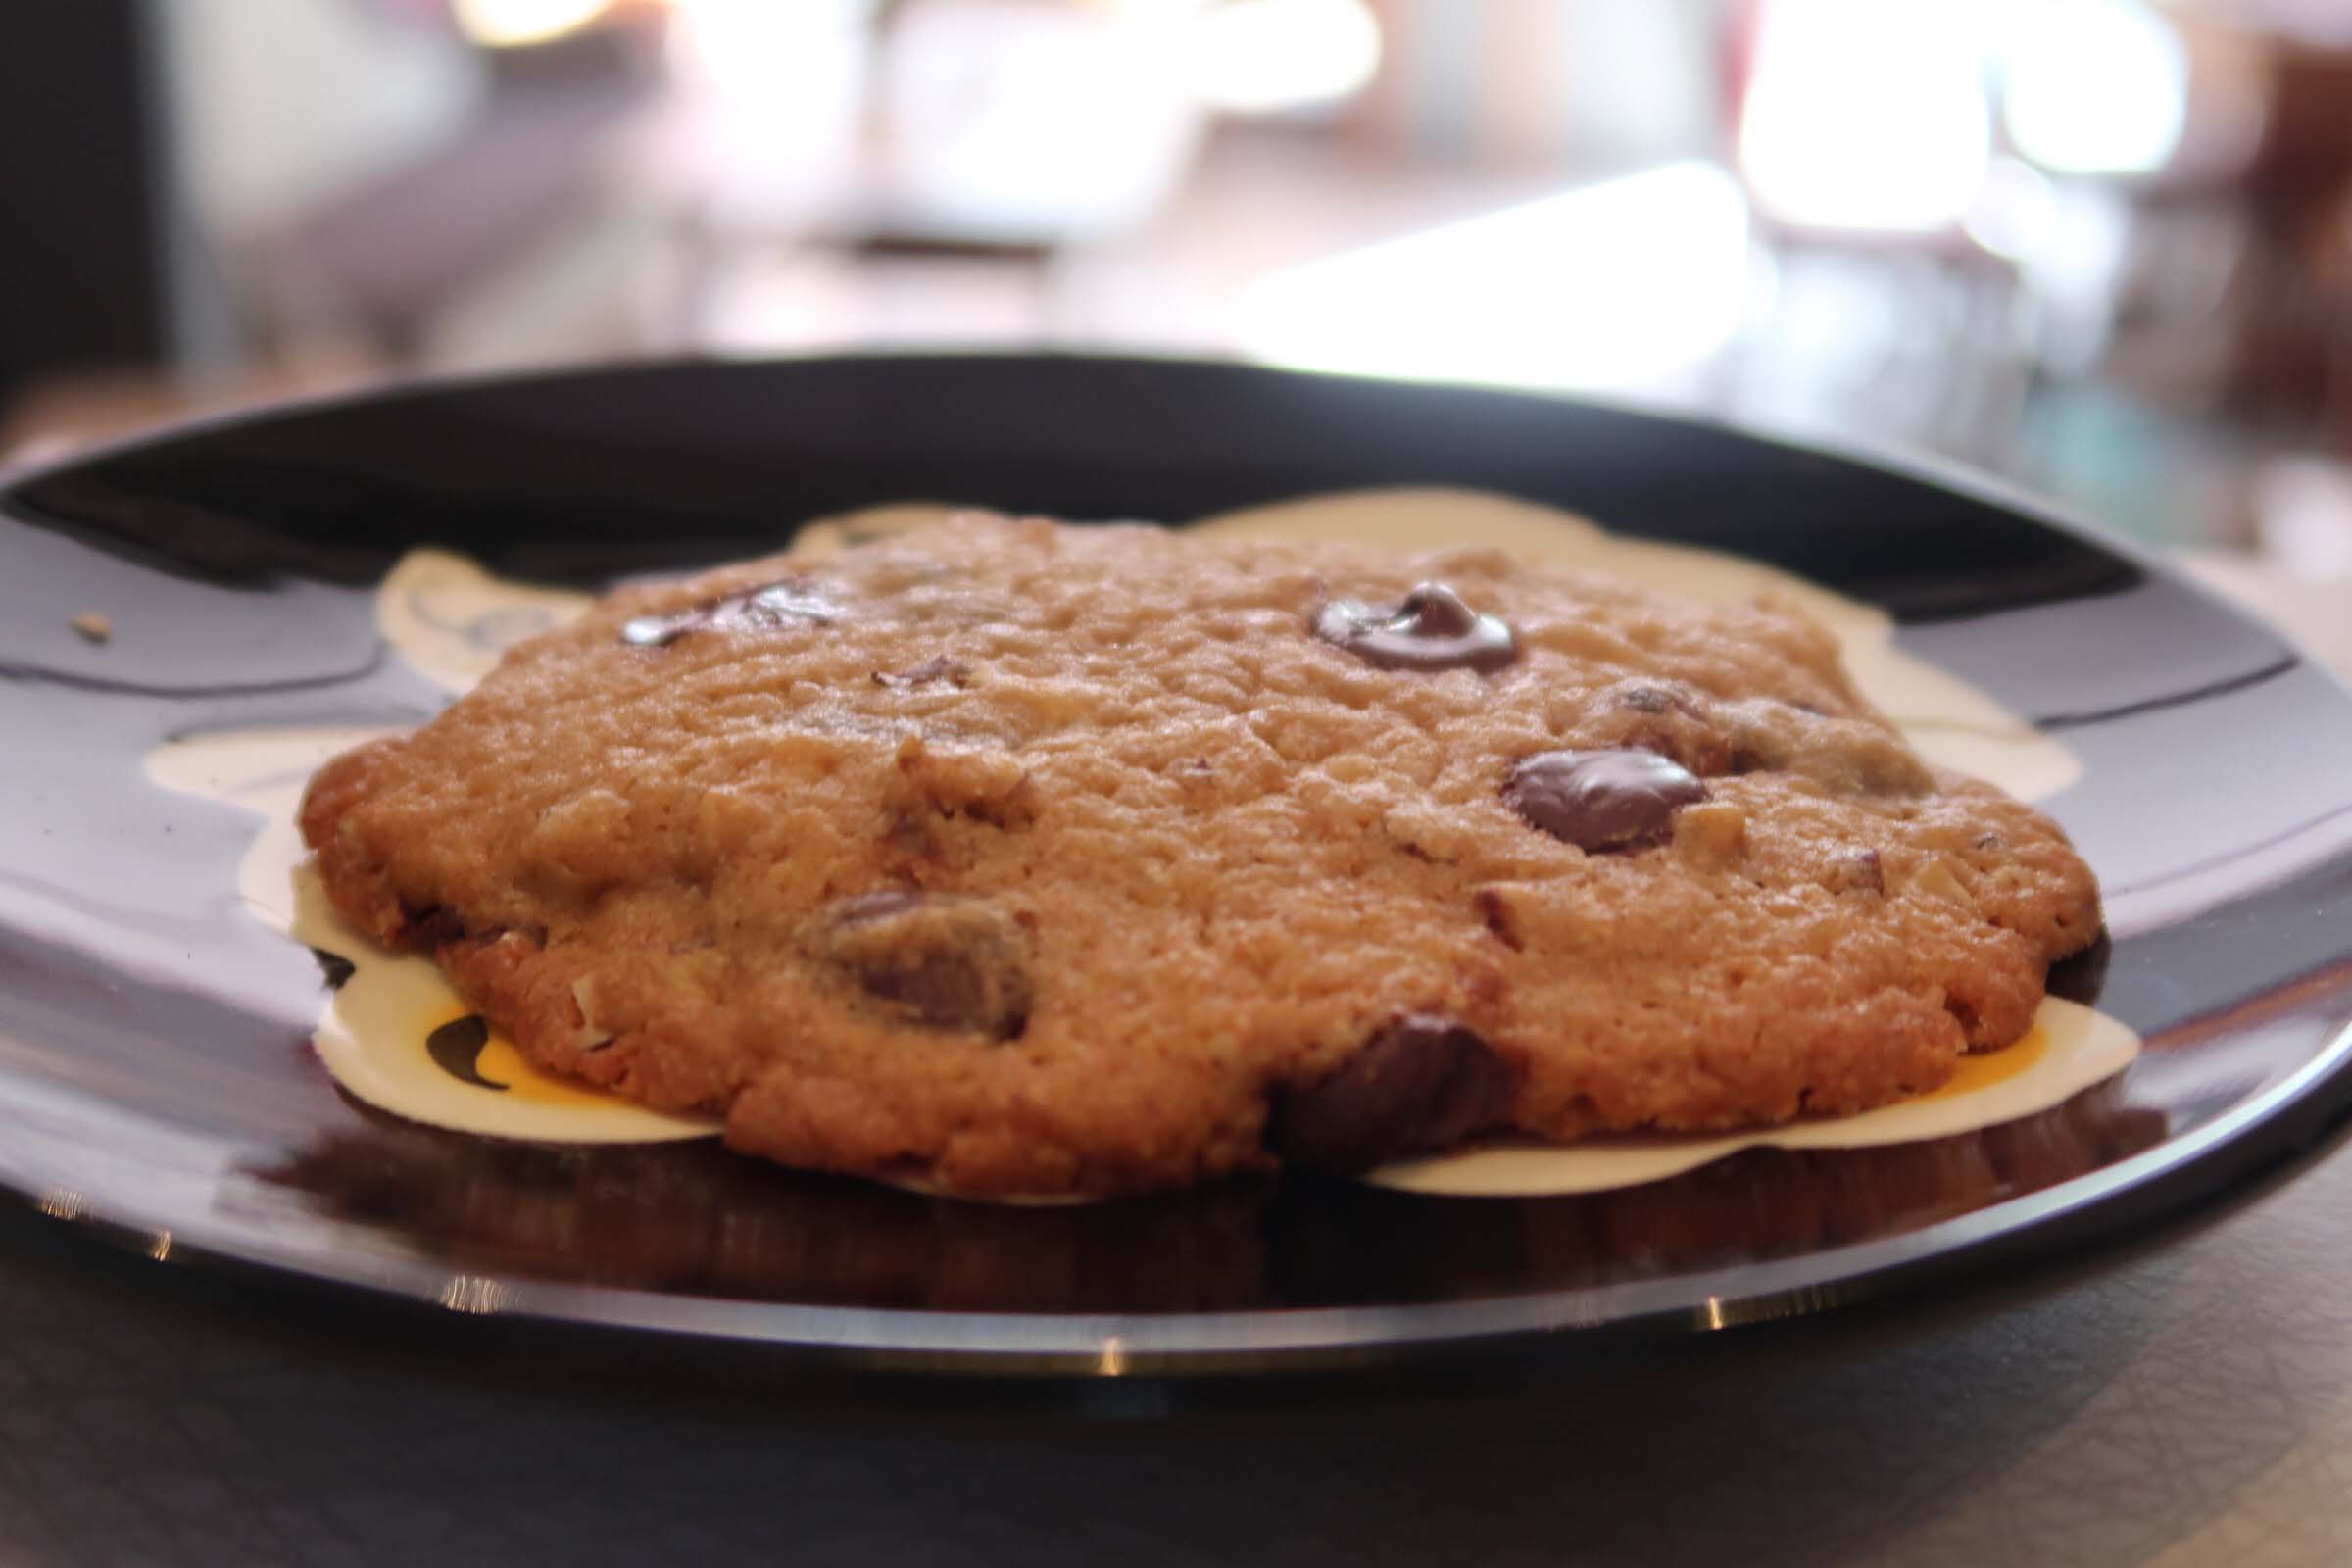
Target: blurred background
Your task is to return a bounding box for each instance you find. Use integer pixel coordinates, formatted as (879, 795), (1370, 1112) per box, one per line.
(3, 0), (2350, 597)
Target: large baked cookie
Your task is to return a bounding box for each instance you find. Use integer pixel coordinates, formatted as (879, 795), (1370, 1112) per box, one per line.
(300, 514), (2101, 1197)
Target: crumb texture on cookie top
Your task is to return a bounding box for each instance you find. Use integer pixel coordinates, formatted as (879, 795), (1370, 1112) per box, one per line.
(298, 513), (2101, 1197)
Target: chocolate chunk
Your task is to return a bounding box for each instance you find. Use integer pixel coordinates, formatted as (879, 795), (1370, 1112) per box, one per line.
(1273, 1015), (1516, 1170)
(401, 903), (467, 949)
(622, 612), (688, 648)
(1504, 748), (1708, 852)
(1595, 678), (1732, 775)
(425, 1015), (504, 1091)
(623, 580), (842, 648)
(1615, 684), (1675, 714)
(1473, 888), (1523, 951)
(1313, 582), (1517, 673)
(816, 892), (1033, 1040)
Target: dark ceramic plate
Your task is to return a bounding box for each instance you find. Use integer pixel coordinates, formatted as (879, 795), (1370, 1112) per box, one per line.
(3, 355), (2349, 1374)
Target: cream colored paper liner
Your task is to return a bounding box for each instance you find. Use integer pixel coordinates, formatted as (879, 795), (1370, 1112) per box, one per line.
(140, 491), (2128, 1196)
(1369, 997), (2135, 1198)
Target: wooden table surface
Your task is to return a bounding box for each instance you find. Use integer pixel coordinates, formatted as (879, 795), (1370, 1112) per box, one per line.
(2, 1106), (2351, 1565)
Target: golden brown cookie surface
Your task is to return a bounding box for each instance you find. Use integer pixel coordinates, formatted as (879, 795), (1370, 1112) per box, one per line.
(300, 514), (2100, 1197)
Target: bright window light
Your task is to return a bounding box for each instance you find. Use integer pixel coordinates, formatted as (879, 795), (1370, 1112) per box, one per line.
(1737, 0), (1991, 232)
(1195, 0), (1383, 114)
(2003, 0), (2187, 175)
(1236, 161), (1751, 393)
(665, 0), (874, 86)
(1964, 156), (2059, 260)
(452, 0), (611, 49)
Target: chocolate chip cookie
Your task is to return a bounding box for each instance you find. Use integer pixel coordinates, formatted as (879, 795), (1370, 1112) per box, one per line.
(300, 513), (2101, 1198)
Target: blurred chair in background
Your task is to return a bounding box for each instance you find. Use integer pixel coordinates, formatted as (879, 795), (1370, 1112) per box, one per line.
(1726, 0), (2027, 467)
(0, 1), (181, 455)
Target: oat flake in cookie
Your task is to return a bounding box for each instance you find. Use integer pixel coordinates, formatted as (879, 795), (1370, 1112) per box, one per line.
(299, 513), (2102, 1199)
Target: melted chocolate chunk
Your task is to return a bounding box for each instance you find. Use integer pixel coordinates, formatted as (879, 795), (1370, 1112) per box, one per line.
(401, 903), (467, 949)
(816, 892), (1033, 1040)
(622, 580), (842, 648)
(1313, 582), (1517, 673)
(1273, 1015), (1516, 1170)
(1504, 748), (1708, 852)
